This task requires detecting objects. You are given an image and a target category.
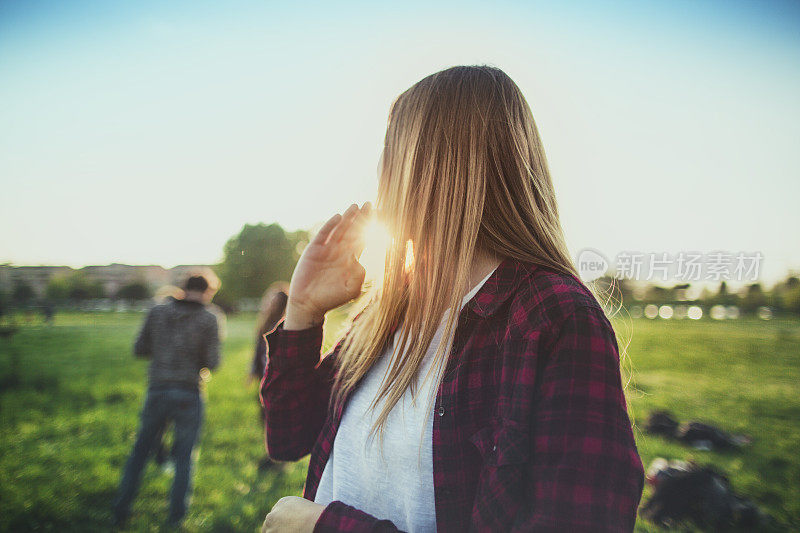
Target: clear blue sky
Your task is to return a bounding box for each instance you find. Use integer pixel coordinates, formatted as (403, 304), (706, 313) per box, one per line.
(1, 0), (798, 282)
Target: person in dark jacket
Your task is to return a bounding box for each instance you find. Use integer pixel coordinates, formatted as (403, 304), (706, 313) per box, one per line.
(113, 273), (221, 528)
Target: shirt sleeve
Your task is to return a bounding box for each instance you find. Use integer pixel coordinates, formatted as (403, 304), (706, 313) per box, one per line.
(203, 315), (221, 371)
(260, 321), (337, 461)
(514, 305), (644, 532)
(314, 501), (403, 533)
(260, 303), (375, 462)
(133, 309), (155, 357)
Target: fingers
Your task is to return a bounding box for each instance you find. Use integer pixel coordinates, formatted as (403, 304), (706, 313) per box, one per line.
(351, 202), (372, 236)
(327, 203), (359, 243)
(327, 202), (372, 245)
(346, 202), (372, 241)
(344, 202), (373, 243)
(311, 213), (343, 246)
(346, 203), (374, 260)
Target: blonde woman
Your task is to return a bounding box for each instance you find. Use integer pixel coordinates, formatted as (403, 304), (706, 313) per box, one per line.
(260, 66), (644, 532)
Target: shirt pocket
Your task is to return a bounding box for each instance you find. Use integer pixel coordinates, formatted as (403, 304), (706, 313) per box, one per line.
(469, 422), (530, 466)
(467, 422), (530, 531)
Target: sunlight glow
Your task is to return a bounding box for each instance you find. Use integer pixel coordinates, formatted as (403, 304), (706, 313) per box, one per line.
(358, 218), (392, 285)
(356, 218), (415, 288)
(404, 239), (415, 274)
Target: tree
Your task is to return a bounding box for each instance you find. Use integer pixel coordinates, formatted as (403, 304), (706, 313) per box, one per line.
(46, 277), (71, 302)
(740, 283), (767, 313)
(714, 281), (738, 306)
(218, 223), (307, 302)
(778, 276), (800, 314)
(646, 285), (674, 305)
(12, 281), (35, 306)
(65, 272), (105, 301)
(116, 281), (151, 301)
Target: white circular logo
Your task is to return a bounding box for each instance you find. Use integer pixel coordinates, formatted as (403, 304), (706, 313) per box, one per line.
(576, 248), (609, 282)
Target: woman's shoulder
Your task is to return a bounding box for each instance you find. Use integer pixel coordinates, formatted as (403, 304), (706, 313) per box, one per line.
(508, 262), (608, 335)
(500, 263), (620, 373)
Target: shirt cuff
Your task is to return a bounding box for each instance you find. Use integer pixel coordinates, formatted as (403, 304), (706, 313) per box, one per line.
(314, 500), (397, 532)
(264, 321), (324, 372)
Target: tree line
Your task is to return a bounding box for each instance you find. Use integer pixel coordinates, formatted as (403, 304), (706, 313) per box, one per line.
(2, 223), (799, 316)
(596, 276), (800, 316)
(0, 223), (307, 311)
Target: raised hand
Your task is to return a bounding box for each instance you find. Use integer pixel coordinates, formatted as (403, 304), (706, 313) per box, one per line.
(283, 202), (372, 330)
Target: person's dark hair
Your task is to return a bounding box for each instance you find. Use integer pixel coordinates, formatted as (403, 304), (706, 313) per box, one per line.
(184, 275), (210, 293)
(257, 291), (288, 336)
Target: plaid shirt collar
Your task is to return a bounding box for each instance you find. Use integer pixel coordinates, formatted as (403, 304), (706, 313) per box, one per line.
(465, 257), (536, 318)
(386, 257), (533, 334)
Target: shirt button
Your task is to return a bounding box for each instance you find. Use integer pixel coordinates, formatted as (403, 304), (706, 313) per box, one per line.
(437, 406), (445, 416)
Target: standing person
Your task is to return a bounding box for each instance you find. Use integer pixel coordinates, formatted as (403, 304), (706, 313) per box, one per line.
(260, 66), (644, 532)
(251, 285), (290, 385)
(250, 286), (289, 471)
(113, 273), (221, 528)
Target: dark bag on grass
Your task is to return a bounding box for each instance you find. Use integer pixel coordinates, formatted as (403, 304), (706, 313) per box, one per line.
(645, 410), (751, 450)
(677, 421), (751, 450)
(641, 458), (766, 531)
(645, 410), (680, 438)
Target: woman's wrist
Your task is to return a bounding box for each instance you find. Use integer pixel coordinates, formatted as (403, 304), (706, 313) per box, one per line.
(283, 300), (325, 331)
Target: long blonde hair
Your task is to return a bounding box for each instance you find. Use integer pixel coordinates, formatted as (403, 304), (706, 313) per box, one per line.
(332, 66), (583, 438)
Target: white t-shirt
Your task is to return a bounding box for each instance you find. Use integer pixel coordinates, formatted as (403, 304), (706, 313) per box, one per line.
(314, 267), (497, 532)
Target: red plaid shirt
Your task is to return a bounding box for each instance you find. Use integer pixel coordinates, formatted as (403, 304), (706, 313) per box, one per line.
(261, 258), (644, 532)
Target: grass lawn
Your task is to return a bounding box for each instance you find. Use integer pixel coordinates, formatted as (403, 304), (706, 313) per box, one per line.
(0, 311), (798, 531)
(620, 316), (800, 531)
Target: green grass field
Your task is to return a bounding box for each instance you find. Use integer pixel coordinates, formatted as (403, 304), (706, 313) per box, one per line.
(0, 311), (798, 531)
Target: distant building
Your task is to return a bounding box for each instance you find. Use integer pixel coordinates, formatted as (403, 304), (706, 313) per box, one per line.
(0, 263), (213, 299)
(80, 264), (170, 297)
(0, 265), (73, 298)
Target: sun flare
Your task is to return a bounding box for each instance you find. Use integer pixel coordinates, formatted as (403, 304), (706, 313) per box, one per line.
(357, 219), (416, 286)
(358, 218), (392, 284)
(404, 239), (414, 273)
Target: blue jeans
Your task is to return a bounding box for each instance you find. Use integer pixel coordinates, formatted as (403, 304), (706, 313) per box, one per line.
(114, 386), (204, 522)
